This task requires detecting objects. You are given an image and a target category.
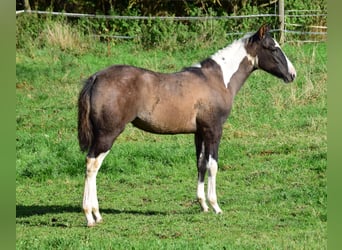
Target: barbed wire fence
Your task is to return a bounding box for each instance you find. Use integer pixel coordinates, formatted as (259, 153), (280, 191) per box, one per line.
(16, 8), (327, 44)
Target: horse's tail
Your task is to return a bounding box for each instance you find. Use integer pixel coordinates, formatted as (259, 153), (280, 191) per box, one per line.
(78, 75), (96, 152)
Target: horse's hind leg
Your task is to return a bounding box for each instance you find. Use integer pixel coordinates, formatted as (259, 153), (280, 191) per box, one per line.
(83, 150), (109, 226)
(83, 130), (123, 227)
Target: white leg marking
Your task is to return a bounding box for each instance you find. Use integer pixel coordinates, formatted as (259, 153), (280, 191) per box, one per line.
(197, 181), (209, 212)
(207, 155), (222, 214)
(83, 151), (109, 227)
(83, 158), (96, 226)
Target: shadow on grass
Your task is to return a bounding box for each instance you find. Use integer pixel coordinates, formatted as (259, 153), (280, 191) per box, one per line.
(16, 204), (168, 218)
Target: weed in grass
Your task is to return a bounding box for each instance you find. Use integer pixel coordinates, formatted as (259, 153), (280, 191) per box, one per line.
(41, 22), (84, 52)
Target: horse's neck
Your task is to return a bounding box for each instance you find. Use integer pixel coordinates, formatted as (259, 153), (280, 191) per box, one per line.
(210, 39), (247, 87)
(210, 38), (255, 97)
(227, 62), (254, 97)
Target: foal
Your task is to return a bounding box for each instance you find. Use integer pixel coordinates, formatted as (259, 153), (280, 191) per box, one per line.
(78, 24), (296, 226)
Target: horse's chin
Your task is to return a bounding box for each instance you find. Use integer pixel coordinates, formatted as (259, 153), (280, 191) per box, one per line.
(283, 78), (291, 84)
(282, 74), (295, 83)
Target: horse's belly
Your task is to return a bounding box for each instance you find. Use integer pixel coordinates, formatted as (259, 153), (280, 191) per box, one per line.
(132, 107), (197, 134)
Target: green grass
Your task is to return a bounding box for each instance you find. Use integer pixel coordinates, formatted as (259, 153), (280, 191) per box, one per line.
(16, 35), (326, 249)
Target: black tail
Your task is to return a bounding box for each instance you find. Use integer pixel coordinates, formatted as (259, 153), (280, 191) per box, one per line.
(78, 75), (96, 152)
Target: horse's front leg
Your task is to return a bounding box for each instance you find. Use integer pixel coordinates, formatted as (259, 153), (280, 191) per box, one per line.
(195, 133), (209, 212)
(204, 130), (223, 214)
(83, 151), (109, 227)
(207, 154), (222, 214)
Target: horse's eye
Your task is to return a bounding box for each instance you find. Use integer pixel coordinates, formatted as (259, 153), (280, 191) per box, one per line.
(262, 41), (275, 51)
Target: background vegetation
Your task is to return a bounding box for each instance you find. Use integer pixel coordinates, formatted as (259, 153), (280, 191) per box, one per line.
(16, 0), (327, 16)
(16, 0), (327, 49)
(16, 1), (326, 249)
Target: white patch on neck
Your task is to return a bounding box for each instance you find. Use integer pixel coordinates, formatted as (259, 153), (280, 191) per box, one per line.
(210, 38), (250, 87)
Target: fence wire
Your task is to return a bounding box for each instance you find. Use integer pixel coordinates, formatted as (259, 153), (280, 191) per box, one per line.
(16, 9), (327, 43)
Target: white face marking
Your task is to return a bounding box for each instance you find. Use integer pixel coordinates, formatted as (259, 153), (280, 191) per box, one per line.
(210, 38), (250, 87)
(273, 39), (297, 78)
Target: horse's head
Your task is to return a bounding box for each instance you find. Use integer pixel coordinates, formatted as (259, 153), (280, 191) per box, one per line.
(247, 24), (296, 83)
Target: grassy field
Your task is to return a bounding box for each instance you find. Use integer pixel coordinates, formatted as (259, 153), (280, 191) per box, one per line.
(16, 28), (327, 249)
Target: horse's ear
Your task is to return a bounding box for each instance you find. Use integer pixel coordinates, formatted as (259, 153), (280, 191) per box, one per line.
(257, 24), (270, 39)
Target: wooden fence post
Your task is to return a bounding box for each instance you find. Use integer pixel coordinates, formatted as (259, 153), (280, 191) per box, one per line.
(24, 0), (31, 11)
(279, 0), (285, 44)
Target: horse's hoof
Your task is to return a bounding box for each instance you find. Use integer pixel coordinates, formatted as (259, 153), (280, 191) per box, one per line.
(96, 218), (103, 224)
(87, 221), (96, 227)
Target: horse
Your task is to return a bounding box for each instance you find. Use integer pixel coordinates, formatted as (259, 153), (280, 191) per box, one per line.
(78, 24), (296, 227)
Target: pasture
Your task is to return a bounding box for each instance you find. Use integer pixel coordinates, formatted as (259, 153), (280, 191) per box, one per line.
(16, 35), (326, 248)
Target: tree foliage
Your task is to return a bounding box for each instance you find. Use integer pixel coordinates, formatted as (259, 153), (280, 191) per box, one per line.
(17, 0), (327, 16)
